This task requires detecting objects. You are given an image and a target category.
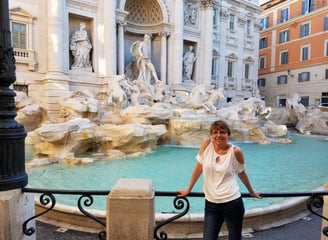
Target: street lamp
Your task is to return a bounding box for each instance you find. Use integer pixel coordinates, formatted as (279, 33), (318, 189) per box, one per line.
(0, 0), (28, 190)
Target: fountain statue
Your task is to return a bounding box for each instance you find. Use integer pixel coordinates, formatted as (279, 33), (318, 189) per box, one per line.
(128, 34), (160, 102)
(17, 71), (297, 168)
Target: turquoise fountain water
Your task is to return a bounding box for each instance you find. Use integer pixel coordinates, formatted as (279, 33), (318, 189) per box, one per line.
(26, 134), (328, 213)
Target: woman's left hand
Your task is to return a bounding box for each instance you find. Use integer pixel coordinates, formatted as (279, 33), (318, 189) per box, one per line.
(250, 191), (262, 199)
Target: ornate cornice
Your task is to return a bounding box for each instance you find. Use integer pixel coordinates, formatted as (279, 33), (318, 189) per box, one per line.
(200, 0), (216, 9)
(67, 0), (98, 12)
(116, 10), (129, 27)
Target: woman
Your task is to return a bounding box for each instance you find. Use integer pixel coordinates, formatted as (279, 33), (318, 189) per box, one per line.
(177, 120), (261, 240)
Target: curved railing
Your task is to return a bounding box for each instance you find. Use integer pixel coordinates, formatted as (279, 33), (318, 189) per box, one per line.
(22, 188), (328, 240)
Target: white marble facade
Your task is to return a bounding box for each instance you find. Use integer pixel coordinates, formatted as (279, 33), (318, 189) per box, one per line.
(9, 0), (262, 120)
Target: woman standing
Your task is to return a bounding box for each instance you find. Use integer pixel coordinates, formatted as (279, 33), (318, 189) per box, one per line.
(177, 120), (261, 240)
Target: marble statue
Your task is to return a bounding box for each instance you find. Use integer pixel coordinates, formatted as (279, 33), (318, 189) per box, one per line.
(203, 87), (224, 114)
(130, 34), (159, 83)
(70, 22), (92, 69)
(183, 45), (197, 81)
(186, 85), (206, 108)
(106, 75), (129, 109)
(184, 3), (198, 26)
(130, 34), (160, 101)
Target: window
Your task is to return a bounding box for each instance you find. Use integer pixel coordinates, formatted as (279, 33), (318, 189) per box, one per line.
(302, 0), (314, 15)
(229, 14), (235, 30)
(259, 56), (266, 69)
(278, 97), (286, 106)
(277, 75), (288, 84)
(298, 72), (310, 82)
(213, 8), (218, 28)
(13, 84), (28, 95)
(212, 56), (218, 75)
(244, 64), (250, 79)
(301, 45), (309, 61)
(279, 30), (290, 43)
(325, 40), (328, 57)
(326, 69), (328, 79)
(12, 22), (27, 49)
(280, 51), (288, 65)
(258, 78), (266, 87)
(246, 20), (251, 35)
(324, 16), (328, 31)
(211, 52), (219, 85)
(10, 8), (37, 71)
(280, 8), (289, 23)
(259, 37), (267, 49)
(260, 16), (269, 30)
(227, 61), (233, 77)
(300, 23), (310, 37)
(300, 96), (309, 107)
(322, 92), (328, 107)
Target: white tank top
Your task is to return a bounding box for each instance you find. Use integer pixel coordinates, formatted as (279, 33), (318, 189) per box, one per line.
(196, 142), (245, 203)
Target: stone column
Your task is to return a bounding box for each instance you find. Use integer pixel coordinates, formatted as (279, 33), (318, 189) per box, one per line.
(0, 1), (35, 239)
(103, 0), (117, 77)
(167, 0), (184, 87)
(41, 0), (69, 120)
(116, 11), (129, 75)
(198, 0), (215, 86)
(45, 0), (69, 76)
(159, 31), (169, 83)
(218, 7), (229, 90)
(107, 179), (155, 240)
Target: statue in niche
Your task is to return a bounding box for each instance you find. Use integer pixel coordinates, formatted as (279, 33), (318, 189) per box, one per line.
(130, 34), (160, 101)
(70, 22), (92, 70)
(183, 45), (197, 81)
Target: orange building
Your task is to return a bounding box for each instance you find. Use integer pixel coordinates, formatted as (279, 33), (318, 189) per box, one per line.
(258, 0), (328, 107)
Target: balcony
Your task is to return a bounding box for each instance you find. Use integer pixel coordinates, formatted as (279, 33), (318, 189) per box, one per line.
(242, 78), (253, 90)
(224, 76), (236, 89)
(14, 48), (37, 71)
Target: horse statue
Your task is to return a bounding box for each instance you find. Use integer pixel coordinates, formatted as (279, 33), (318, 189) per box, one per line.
(107, 75), (129, 109)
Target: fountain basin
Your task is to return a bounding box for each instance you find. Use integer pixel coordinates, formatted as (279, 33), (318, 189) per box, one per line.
(26, 133), (328, 238)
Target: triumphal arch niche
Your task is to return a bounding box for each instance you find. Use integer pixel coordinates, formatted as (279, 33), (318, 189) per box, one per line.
(118, 0), (172, 86)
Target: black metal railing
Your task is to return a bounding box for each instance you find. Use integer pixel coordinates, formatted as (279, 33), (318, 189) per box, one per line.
(22, 188), (328, 240)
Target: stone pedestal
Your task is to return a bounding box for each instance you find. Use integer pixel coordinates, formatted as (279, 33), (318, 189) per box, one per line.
(107, 179), (155, 240)
(0, 189), (35, 240)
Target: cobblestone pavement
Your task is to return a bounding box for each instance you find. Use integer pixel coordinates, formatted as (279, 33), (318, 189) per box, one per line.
(35, 211), (323, 240)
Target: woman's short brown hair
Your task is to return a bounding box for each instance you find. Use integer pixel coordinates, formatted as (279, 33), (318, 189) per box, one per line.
(210, 120), (231, 136)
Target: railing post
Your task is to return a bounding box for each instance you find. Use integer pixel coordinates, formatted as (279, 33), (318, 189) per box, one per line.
(322, 183), (328, 240)
(107, 179), (155, 240)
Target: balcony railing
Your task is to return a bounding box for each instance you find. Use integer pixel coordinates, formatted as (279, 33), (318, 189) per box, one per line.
(13, 48), (37, 71)
(21, 187), (328, 240)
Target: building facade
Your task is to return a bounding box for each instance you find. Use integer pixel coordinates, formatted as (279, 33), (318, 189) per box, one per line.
(9, 0), (262, 120)
(258, 0), (328, 107)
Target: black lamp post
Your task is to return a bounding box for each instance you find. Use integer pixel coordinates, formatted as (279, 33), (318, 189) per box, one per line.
(0, 0), (28, 190)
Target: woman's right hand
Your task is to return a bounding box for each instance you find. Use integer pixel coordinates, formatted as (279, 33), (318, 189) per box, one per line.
(176, 189), (190, 197)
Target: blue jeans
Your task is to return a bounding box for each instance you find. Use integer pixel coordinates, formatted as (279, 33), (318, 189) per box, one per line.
(203, 197), (245, 240)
